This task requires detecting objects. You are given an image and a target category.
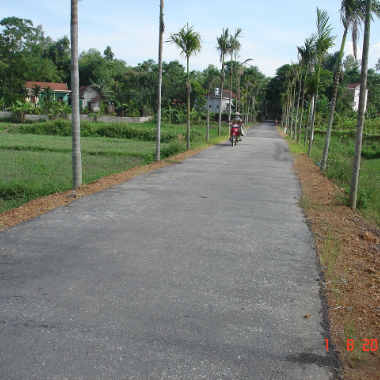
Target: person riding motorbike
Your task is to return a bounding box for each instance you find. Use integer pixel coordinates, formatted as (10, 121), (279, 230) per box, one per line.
(230, 112), (243, 141)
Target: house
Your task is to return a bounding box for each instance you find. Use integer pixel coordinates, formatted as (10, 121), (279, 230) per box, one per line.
(25, 81), (71, 104)
(204, 88), (238, 113)
(345, 83), (368, 112)
(79, 85), (101, 112)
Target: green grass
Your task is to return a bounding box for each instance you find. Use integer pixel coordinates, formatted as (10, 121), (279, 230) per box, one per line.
(0, 121), (230, 213)
(0, 134), (167, 159)
(286, 131), (380, 227)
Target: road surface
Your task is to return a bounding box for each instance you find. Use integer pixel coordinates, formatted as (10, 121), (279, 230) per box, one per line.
(0, 122), (339, 379)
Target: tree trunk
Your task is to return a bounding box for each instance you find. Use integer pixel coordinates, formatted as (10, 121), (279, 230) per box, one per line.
(321, 30), (347, 171)
(218, 59), (225, 136)
(156, 0), (164, 161)
(294, 78), (301, 140)
(307, 95), (315, 156)
(228, 56), (233, 122)
(349, 0), (371, 209)
(297, 71), (307, 143)
(71, 0), (82, 190)
(206, 93), (210, 141)
(186, 55), (191, 150)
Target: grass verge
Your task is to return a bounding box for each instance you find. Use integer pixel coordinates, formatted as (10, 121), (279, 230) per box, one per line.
(0, 121), (229, 213)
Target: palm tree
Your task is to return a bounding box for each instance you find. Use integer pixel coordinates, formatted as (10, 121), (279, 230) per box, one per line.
(297, 36), (316, 143)
(321, 0), (380, 171)
(168, 24), (202, 150)
(31, 84), (41, 106)
(235, 58), (253, 113)
(227, 28), (243, 122)
(306, 74), (319, 150)
(156, 0), (164, 161)
(216, 28), (230, 136)
(308, 8), (336, 157)
(44, 86), (54, 102)
(349, 0), (372, 209)
(71, 0), (82, 189)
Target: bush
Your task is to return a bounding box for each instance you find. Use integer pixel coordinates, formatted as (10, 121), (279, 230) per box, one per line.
(15, 120), (181, 142)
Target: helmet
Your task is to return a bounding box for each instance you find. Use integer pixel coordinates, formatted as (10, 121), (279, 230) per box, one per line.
(234, 112), (241, 117)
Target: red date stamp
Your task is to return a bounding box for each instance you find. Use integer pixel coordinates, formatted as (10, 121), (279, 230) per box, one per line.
(325, 338), (378, 351)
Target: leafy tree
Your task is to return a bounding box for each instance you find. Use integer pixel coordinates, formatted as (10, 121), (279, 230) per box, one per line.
(43, 36), (71, 81)
(168, 24), (202, 149)
(104, 45), (114, 61)
(366, 68), (380, 117)
(0, 16), (38, 102)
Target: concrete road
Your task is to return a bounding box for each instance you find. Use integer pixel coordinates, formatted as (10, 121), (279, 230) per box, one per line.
(0, 122), (339, 379)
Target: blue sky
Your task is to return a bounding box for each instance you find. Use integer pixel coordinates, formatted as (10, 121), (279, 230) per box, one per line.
(2, 0), (380, 77)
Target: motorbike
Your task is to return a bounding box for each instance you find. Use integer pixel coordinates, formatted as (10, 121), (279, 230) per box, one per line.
(230, 124), (240, 146)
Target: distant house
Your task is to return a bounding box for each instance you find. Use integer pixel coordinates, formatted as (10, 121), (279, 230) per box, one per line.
(79, 85), (101, 112)
(25, 81), (71, 104)
(204, 88), (238, 113)
(345, 83), (368, 112)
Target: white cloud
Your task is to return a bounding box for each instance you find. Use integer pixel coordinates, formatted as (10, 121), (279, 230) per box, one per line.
(344, 41), (362, 60)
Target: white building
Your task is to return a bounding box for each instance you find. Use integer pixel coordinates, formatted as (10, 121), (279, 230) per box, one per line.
(79, 85), (101, 112)
(345, 83), (368, 112)
(204, 88), (238, 113)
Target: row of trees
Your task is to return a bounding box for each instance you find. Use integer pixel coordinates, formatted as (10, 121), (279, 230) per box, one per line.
(0, 16), (267, 122)
(266, 0), (380, 209)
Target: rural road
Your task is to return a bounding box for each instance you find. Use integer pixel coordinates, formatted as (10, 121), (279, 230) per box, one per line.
(0, 121), (339, 379)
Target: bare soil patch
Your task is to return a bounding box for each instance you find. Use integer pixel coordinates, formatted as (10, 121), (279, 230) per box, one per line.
(293, 151), (380, 380)
(1, 136), (379, 379)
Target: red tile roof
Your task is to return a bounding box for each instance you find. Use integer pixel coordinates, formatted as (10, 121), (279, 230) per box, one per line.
(25, 81), (69, 91)
(345, 83), (360, 89)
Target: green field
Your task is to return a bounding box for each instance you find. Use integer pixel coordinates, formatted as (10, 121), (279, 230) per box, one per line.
(0, 120), (229, 214)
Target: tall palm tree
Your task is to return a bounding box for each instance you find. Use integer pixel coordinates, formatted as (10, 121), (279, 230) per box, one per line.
(156, 0), (164, 161)
(321, 0), (380, 171)
(216, 28), (230, 136)
(235, 58), (252, 113)
(308, 8), (336, 157)
(168, 24), (202, 150)
(297, 36), (316, 143)
(349, 0), (372, 209)
(71, 0), (82, 189)
(227, 28), (243, 122)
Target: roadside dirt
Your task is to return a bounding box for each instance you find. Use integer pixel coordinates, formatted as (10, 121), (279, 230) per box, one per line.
(290, 144), (380, 380)
(1, 135), (379, 379)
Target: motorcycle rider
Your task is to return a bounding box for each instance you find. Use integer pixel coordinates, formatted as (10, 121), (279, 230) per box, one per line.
(230, 112), (243, 141)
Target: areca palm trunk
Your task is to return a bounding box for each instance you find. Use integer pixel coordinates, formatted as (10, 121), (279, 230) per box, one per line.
(307, 94), (315, 155)
(349, 0), (372, 209)
(218, 66), (225, 136)
(228, 58), (233, 121)
(297, 70), (307, 143)
(71, 0), (82, 189)
(206, 92), (210, 141)
(293, 76), (301, 140)
(186, 55), (191, 150)
(156, 0), (164, 161)
(321, 29), (348, 171)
